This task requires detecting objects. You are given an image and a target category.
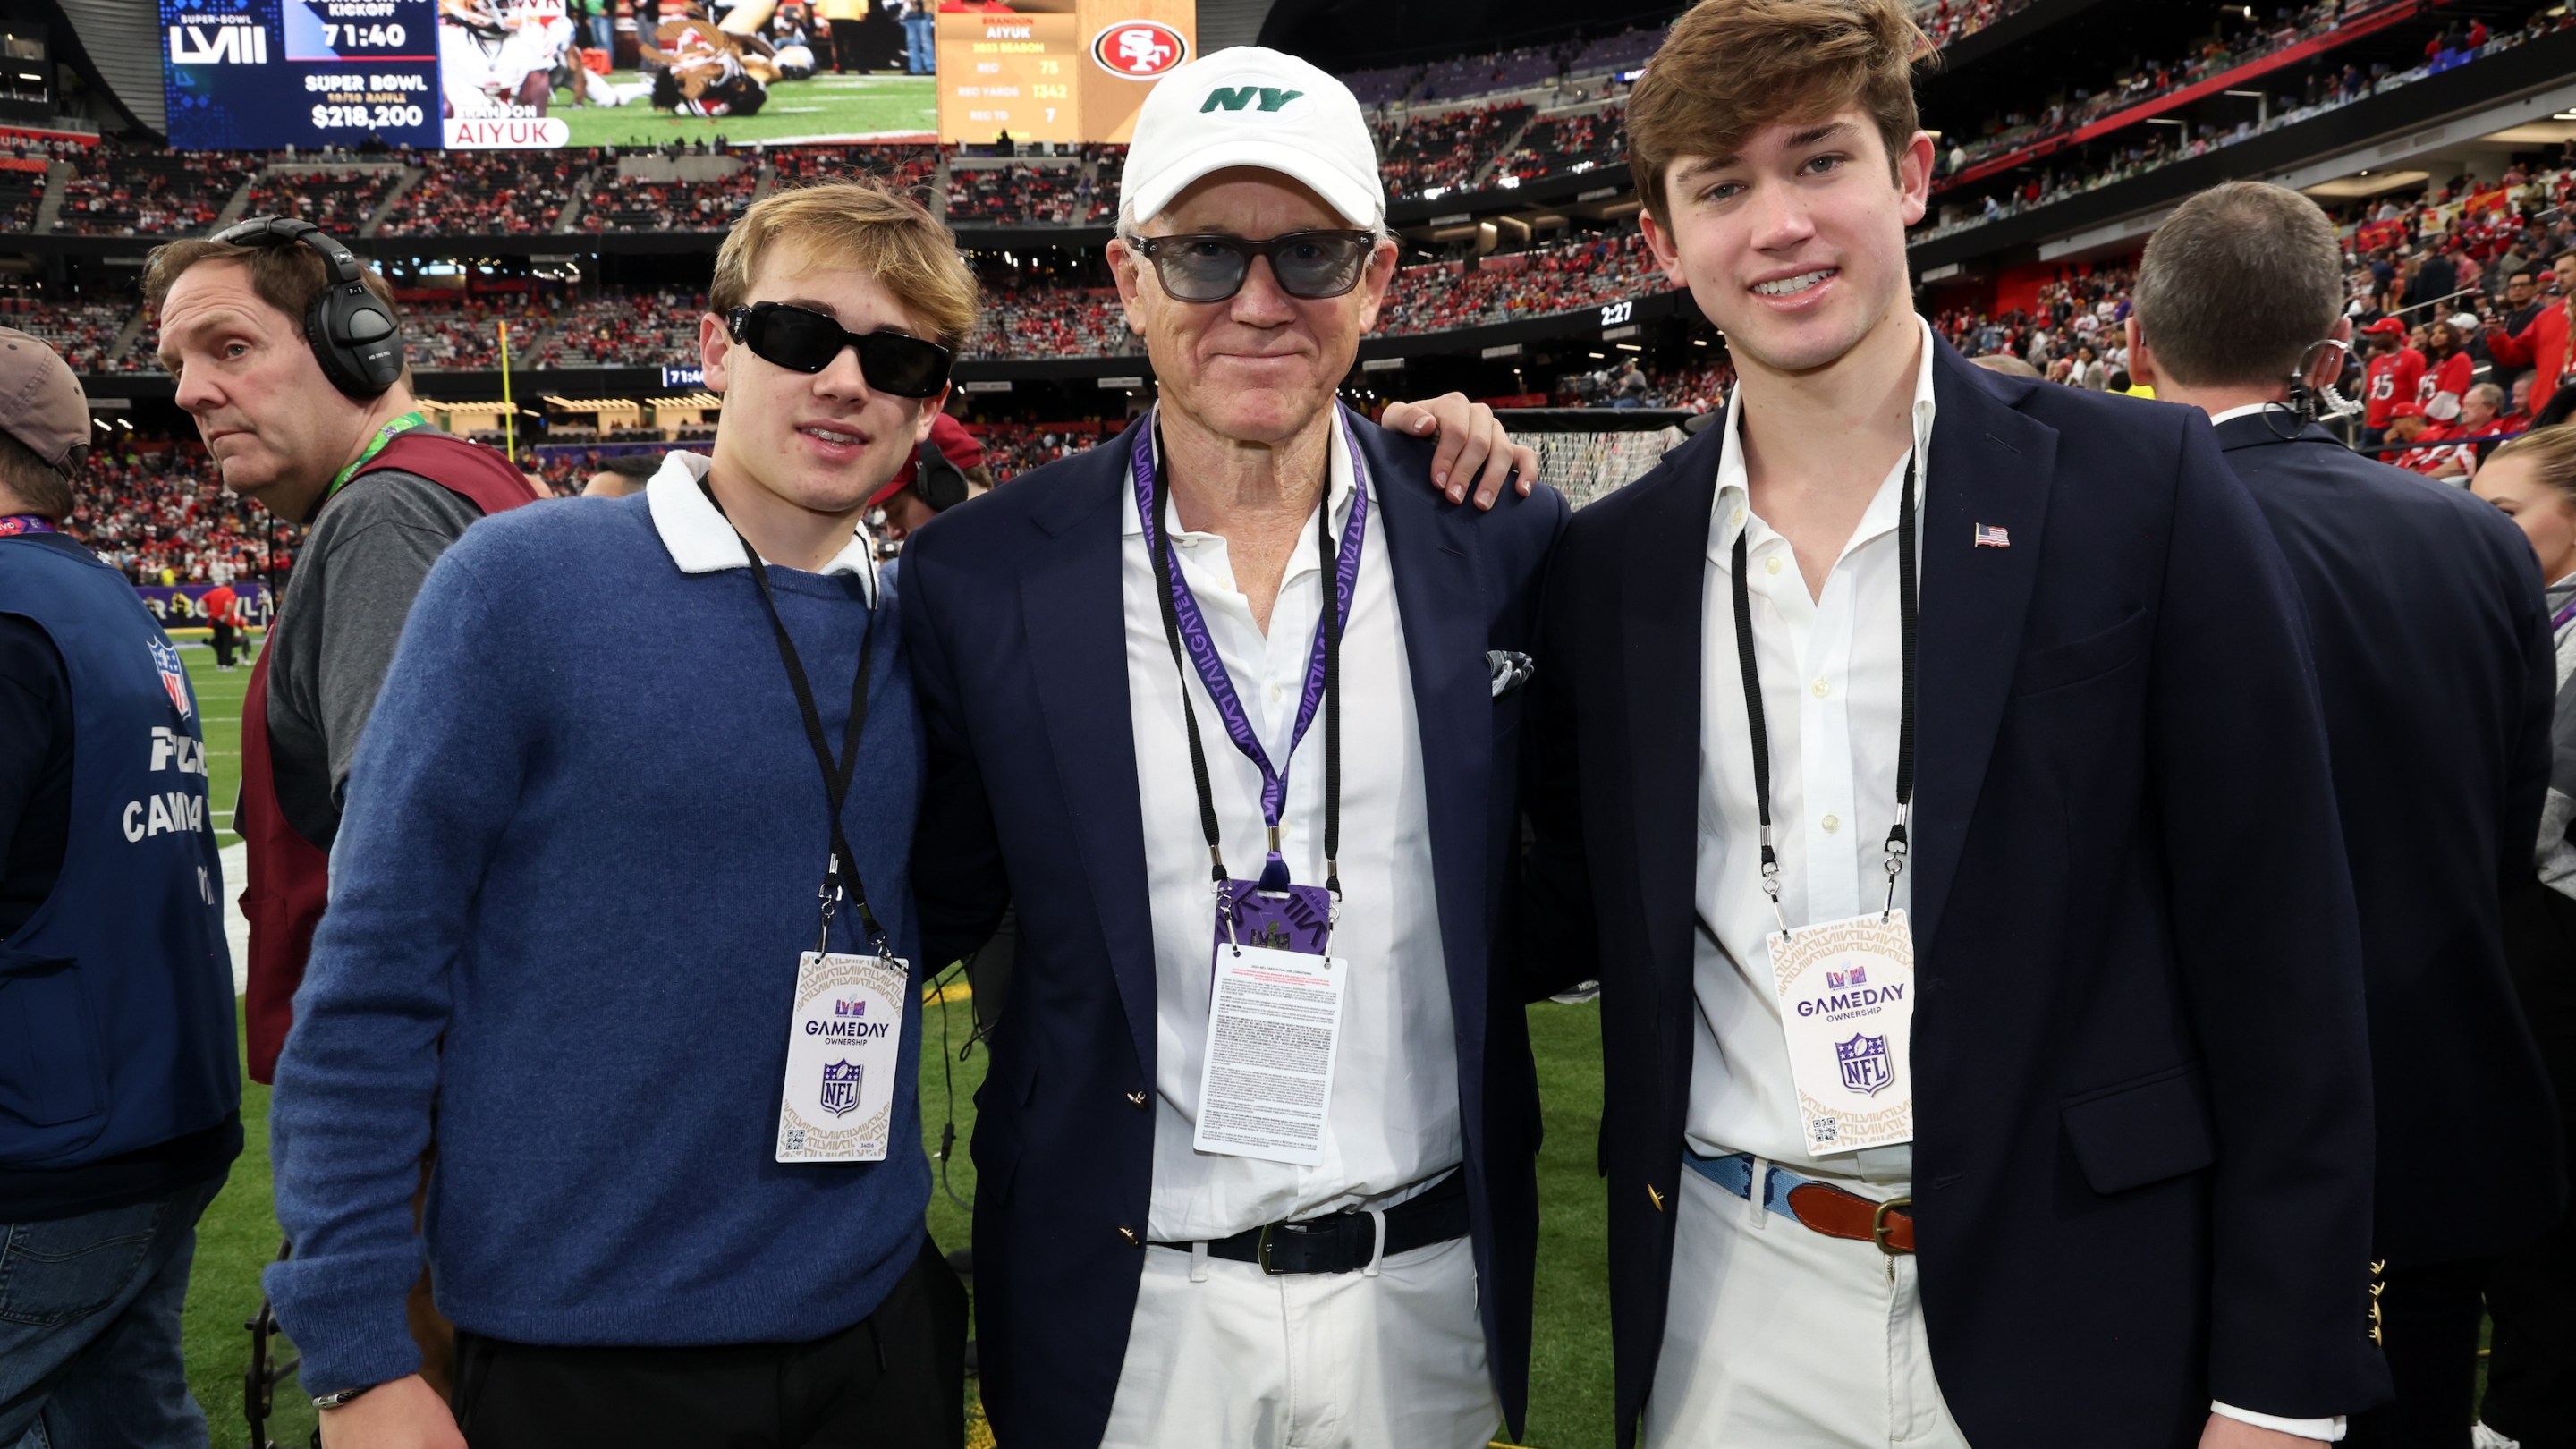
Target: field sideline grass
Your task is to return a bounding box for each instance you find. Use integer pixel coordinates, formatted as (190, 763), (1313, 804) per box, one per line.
(549, 72), (936, 148)
(170, 645), (1619, 1448)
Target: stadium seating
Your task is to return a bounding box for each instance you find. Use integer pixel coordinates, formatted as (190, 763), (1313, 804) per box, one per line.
(52, 142), (258, 236)
(378, 150), (585, 236)
(767, 143), (941, 198)
(579, 166), (762, 233)
(240, 166), (404, 232)
(1378, 229), (1666, 338)
(1495, 104), (1625, 186)
(1377, 102), (1534, 199)
(69, 436), (287, 587)
(534, 289), (708, 368)
(949, 162), (1115, 225)
(1916, 4), (2572, 246)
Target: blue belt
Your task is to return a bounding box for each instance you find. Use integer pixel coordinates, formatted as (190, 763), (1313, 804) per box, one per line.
(1682, 1149), (1918, 1255)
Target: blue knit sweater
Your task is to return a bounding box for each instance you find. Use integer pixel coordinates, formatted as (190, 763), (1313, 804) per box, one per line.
(266, 494), (927, 1394)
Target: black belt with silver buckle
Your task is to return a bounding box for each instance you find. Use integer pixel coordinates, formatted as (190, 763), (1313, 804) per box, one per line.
(1152, 1170), (1470, 1275)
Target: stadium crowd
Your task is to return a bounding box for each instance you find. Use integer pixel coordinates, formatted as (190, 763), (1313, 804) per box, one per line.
(61, 436), (290, 587)
(1376, 102), (1535, 199)
(1915, 4), (2576, 244)
(377, 150), (584, 237)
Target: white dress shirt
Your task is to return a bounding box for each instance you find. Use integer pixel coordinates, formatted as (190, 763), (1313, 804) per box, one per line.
(1684, 318), (1933, 1182)
(1123, 407), (1462, 1243)
(1683, 322), (2339, 1440)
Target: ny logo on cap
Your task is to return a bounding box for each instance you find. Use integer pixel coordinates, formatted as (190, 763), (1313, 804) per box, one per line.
(1202, 86), (1304, 114)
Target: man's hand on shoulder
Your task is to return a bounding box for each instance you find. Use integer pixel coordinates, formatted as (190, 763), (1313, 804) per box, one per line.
(2199, 1411), (2334, 1449)
(317, 1375), (466, 1449)
(1378, 393), (1539, 510)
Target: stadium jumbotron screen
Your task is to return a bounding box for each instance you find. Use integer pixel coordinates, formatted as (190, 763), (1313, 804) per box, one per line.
(160, 0), (1188, 150)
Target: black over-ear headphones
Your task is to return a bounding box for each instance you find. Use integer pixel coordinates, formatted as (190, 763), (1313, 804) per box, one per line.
(915, 437), (971, 513)
(210, 216), (405, 399)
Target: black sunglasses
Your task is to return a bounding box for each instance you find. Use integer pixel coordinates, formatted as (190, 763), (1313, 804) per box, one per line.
(724, 302), (953, 398)
(1122, 230), (1378, 303)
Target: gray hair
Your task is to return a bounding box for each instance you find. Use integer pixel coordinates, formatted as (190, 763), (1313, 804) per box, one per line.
(2469, 382), (2507, 412)
(2133, 182), (2345, 389)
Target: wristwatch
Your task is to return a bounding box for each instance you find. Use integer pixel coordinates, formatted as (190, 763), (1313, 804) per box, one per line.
(311, 1382), (378, 1411)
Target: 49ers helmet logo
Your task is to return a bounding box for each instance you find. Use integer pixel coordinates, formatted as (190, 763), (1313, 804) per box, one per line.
(1092, 20), (1188, 77)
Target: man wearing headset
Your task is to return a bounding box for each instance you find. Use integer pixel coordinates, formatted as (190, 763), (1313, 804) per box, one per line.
(145, 218), (537, 1091)
(143, 218), (538, 1400)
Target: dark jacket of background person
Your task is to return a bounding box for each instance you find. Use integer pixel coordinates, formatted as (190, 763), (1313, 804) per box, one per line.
(1520, 347), (2385, 1448)
(902, 416), (1565, 1449)
(0, 528), (238, 1210)
(2214, 410), (2564, 1267)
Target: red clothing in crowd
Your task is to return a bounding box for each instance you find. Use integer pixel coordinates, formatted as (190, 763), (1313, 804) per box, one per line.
(2366, 346), (2428, 429)
(2419, 351), (2474, 411)
(2487, 301), (2572, 417)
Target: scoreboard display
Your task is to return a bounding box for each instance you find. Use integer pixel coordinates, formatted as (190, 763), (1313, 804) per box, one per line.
(936, 0), (1196, 147)
(162, 0), (444, 150)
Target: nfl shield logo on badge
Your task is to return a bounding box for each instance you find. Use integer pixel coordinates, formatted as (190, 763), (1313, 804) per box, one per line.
(148, 640), (191, 718)
(818, 1060), (862, 1116)
(1836, 1033), (1893, 1097)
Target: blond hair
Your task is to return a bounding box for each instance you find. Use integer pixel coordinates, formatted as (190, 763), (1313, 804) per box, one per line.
(2488, 425), (2576, 506)
(708, 182), (979, 352)
(1626, 0), (1930, 228)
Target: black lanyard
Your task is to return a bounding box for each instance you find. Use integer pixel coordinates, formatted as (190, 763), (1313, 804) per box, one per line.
(1143, 423), (1345, 912)
(701, 479), (888, 957)
(1731, 449), (1919, 926)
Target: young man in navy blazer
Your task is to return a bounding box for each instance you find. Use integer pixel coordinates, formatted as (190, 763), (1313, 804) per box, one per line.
(1515, 2), (2384, 1445)
(902, 47), (1564, 1449)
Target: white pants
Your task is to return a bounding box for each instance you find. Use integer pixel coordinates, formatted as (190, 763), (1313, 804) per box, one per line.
(1099, 1234), (1500, 1449)
(1646, 1164), (1973, 1448)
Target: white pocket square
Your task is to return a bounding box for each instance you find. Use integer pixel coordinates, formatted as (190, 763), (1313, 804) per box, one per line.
(1488, 649), (1537, 699)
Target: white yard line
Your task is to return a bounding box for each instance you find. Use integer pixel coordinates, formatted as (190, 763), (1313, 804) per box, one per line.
(220, 841), (250, 995)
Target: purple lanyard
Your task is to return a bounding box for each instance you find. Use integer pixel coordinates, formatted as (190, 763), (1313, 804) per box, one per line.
(1131, 406), (1368, 894)
(0, 515), (63, 538)
(2554, 595), (2576, 632)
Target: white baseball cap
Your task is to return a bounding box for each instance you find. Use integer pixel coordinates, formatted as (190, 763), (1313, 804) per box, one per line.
(1120, 47), (1384, 231)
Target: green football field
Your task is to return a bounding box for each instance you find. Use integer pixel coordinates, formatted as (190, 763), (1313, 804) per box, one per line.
(548, 71), (937, 148)
(170, 642), (1619, 1449)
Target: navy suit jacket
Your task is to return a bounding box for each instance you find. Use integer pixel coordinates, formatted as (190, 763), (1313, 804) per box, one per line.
(902, 412), (1568, 1449)
(2215, 412), (2564, 1267)
(1522, 341), (2386, 1447)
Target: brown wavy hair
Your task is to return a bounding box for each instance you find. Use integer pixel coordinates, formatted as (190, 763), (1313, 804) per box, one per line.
(1626, 0), (1931, 228)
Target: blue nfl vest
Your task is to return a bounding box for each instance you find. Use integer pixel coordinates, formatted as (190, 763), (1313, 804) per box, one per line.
(0, 536), (238, 1168)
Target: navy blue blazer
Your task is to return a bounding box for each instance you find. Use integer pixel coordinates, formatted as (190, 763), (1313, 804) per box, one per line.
(1521, 342), (2386, 1447)
(902, 413), (1568, 1448)
(2215, 412), (2564, 1267)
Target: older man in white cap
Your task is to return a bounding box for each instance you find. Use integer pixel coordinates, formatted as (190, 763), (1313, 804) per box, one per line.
(902, 46), (1567, 1449)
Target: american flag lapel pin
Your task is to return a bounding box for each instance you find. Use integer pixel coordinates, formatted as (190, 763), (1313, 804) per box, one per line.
(1974, 522), (2012, 548)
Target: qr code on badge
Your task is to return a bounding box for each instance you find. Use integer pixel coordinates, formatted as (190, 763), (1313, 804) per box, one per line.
(784, 1127), (807, 1152)
(1812, 1118), (1838, 1142)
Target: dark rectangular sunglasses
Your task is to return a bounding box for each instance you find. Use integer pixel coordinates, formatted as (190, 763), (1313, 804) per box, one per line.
(724, 301), (953, 398)
(1123, 230), (1378, 303)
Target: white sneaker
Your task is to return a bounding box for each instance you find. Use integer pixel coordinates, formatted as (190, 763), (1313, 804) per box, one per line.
(2473, 1423), (2521, 1449)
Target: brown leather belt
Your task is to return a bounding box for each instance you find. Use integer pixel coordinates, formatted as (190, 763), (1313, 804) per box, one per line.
(1682, 1150), (1916, 1255)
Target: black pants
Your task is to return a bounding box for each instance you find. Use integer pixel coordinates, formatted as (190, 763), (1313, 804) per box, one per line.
(449, 1238), (967, 1449)
(2487, 878), (2576, 1446)
(829, 21), (869, 74)
(209, 619), (234, 667)
(2347, 1257), (2493, 1449)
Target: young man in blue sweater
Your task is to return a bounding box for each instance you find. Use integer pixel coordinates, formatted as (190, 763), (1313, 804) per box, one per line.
(265, 182), (977, 1449)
